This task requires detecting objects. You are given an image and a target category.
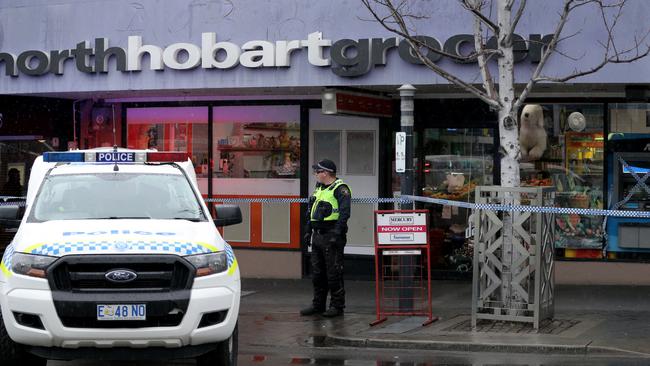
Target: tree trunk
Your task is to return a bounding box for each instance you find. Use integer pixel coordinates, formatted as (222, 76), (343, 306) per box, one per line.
(497, 0), (522, 311)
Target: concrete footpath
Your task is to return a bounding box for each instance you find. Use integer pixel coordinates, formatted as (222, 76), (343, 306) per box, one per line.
(240, 278), (650, 357)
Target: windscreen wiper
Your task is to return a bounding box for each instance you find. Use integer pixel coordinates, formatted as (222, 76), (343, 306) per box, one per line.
(94, 216), (152, 219)
(171, 217), (204, 222)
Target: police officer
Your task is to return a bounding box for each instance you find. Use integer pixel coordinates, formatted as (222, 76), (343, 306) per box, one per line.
(300, 159), (351, 318)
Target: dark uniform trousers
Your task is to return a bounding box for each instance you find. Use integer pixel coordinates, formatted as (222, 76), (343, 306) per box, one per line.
(310, 229), (346, 310)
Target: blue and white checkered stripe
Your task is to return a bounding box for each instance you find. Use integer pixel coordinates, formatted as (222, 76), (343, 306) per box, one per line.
(210, 194), (650, 217)
(208, 197), (309, 203)
(224, 243), (235, 268)
(1, 244), (15, 275)
(404, 195), (650, 218)
(0, 196), (406, 206)
(206, 197), (410, 204)
(0, 199), (25, 207)
(28, 241), (215, 257)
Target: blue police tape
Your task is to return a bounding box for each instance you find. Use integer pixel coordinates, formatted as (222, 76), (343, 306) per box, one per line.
(205, 197), (410, 204)
(0, 197), (26, 207)
(7, 193), (650, 218)
(206, 195), (650, 217)
(403, 195), (650, 218)
(0, 196), (410, 206)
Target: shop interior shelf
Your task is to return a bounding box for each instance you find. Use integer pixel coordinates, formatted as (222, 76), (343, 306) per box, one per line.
(438, 135), (494, 144)
(217, 146), (294, 152)
(243, 125), (300, 131)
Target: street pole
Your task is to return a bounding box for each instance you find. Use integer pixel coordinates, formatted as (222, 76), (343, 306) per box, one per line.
(399, 84), (415, 210)
(398, 84), (415, 311)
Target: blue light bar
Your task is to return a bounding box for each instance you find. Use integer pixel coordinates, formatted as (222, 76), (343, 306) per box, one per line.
(41, 151), (185, 164)
(43, 152), (85, 162)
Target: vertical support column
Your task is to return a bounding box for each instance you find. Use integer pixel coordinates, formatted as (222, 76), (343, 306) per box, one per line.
(398, 84), (416, 210)
(398, 84), (416, 311)
(533, 187), (543, 330)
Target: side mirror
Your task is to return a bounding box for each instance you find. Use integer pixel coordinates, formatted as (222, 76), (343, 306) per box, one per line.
(0, 199), (24, 228)
(213, 204), (242, 227)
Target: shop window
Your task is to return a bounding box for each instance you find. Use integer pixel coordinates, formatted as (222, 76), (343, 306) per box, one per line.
(518, 104), (604, 259)
(313, 131), (341, 171)
(346, 131), (375, 175)
(222, 203), (251, 242)
(213, 106), (300, 179)
(420, 128), (495, 271)
(83, 105), (123, 149)
(606, 103), (650, 260)
(126, 107), (209, 194)
(609, 103), (650, 134)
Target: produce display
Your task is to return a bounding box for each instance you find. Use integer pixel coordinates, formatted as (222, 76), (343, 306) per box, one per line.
(424, 181), (477, 200)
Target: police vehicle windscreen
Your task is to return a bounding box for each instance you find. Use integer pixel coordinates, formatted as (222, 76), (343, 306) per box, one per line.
(29, 173), (206, 222)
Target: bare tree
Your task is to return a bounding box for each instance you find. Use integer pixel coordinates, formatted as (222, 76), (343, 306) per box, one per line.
(362, 0), (650, 187)
(362, 0), (649, 313)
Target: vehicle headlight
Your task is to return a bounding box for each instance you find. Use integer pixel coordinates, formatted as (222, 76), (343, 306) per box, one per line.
(12, 253), (57, 278)
(185, 251), (228, 277)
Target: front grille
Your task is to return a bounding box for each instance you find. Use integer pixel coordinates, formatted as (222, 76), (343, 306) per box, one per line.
(47, 255), (194, 329)
(48, 255), (193, 292)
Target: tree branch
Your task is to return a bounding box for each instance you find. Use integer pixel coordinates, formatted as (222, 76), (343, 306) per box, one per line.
(526, 29), (586, 61)
(472, 0), (497, 99)
(519, 0), (649, 99)
(508, 0), (527, 45)
(460, 0), (500, 34)
(515, 0), (578, 110)
(536, 35), (650, 83)
(361, 0), (502, 64)
(363, 0), (500, 107)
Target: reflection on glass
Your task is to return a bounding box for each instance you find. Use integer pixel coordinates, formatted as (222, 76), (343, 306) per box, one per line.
(314, 131), (341, 170)
(519, 104), (605, 258)
(607, 104), (650, 259)
(213, 106), (301, 179)
(420, 128), (494, 271)
(30, 173), (205, 222)
(346, 131), (374, 175)
(126, 107), (210, 184)
(609, 103), (650, 134)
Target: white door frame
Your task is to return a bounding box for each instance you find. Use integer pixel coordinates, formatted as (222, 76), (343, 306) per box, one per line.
(309, 110), (379, 255)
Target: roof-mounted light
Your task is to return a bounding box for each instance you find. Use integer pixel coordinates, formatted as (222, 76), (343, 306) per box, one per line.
(43, 151), (190, 164)
(146, 152), (191, 162)
(42, 152), (85, 162)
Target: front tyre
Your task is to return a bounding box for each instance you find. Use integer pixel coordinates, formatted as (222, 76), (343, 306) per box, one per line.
(197, 322), (238, 366)
(0, 310), (47, 366)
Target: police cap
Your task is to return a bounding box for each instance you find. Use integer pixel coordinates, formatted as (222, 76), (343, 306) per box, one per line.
(312, 159), (336, 173)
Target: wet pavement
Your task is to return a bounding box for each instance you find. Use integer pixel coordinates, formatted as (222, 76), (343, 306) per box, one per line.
(49, 279), (650, 365)
(239, 279), (650, 358)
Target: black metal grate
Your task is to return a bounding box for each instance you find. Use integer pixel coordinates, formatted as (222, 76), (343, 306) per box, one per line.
(48, 255), (193, 292)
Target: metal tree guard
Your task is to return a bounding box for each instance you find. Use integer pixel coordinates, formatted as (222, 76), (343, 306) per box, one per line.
(471, 186), (556, 330)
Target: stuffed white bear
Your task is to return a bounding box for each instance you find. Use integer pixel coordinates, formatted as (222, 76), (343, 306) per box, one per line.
(519, 104), (547, 161)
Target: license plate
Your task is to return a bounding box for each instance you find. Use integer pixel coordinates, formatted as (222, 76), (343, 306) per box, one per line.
(97, 304), (146, 321)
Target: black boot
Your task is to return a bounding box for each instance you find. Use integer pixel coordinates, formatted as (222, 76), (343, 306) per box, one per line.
(300, 306), (325, 316)
(322, 307), (344, 318)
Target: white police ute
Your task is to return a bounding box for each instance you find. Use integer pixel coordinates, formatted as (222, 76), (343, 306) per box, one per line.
(0, 148), (242, 366)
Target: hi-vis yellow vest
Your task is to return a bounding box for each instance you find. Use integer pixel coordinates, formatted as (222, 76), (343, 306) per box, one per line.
(310, 179), (350, 222)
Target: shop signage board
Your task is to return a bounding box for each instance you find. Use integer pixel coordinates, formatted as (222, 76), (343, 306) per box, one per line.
(372, 209), (436, 327)
(0, 32), (554, 78)
(395, 132), (406, 173)
(322, 89), (393, 118)
(375, 211), (427, 245)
